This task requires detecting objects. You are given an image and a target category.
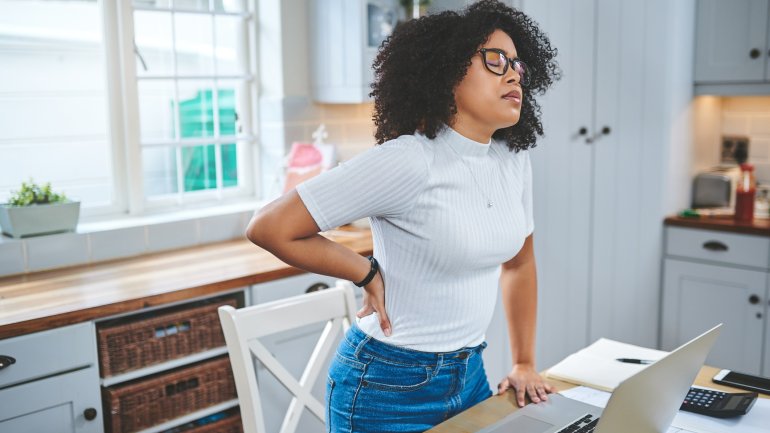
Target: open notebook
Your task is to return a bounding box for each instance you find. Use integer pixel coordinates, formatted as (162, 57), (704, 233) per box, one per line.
(545, 338), (669, 392)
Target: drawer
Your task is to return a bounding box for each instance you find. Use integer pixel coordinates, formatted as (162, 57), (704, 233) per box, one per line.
(103, 356), (236, 433)
(97, 295), (238, 377)
(666, 227), (770, 269)
(0, 322), (95, 389)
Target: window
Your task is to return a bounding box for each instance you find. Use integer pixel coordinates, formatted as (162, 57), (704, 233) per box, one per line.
(0, 0), (258, 216)
(0, 0), (116, 212)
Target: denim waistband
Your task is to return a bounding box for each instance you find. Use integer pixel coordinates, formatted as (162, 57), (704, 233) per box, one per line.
(344, 322), (486, 364)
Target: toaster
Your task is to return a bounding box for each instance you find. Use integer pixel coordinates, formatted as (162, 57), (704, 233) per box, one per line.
(692, 168), (739, 209)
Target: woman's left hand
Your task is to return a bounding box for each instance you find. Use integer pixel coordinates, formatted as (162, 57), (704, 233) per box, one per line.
(497, 363), (556, 407)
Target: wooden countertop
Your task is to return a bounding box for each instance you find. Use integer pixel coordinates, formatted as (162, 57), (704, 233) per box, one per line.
(0, 228), (372, 340)
(665, 215), (770, 237)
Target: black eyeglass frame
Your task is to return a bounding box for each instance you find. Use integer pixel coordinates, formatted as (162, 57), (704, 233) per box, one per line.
(478, 48), (530, 86)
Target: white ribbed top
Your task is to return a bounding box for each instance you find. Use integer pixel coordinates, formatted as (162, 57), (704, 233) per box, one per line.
(296, 125), (534, 351)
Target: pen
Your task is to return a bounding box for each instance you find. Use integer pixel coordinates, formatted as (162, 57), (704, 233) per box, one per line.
(616, 358), (654, 365)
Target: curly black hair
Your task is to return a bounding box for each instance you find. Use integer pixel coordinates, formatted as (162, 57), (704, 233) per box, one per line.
(370, 0), (560, 152)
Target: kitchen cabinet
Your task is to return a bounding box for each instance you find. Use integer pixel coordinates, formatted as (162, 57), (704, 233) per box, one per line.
(0, 367), (102, 433)
(661, 226), (770, 376)
(521, 0), (693, 369)
(694, 0), (770, 95)
(310, 0), (399, 103)
(97, 291), (246, 433)
(0, 323), (103, 432)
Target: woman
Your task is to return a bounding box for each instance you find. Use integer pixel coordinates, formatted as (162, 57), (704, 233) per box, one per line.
(246, 1), (560, 431)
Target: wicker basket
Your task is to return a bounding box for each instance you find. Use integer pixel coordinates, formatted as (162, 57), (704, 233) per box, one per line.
(160, 411), (242, 433)
(97, 296), (237, 377)
(103, 356), (237, 433)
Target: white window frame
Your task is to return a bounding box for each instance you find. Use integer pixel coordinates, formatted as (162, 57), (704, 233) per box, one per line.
(104, 0), (259, 217)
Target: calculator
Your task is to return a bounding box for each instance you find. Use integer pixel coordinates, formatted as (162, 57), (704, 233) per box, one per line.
(680, 386), (758, 418)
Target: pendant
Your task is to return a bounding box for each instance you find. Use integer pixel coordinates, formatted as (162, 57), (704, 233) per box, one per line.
(487, 201), (493, 208)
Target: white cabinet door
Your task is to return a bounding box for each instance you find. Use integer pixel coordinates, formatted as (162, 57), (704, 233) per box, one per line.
(694, 0), (769, 83)
(523, 0), (690, 367)
(521, 0), (595, 372)
(588, 0), (688, 348)
(661, 259), (767, 375)
(0, 366), (103, 433)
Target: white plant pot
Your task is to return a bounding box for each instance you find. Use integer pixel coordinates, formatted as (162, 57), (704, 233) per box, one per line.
(0, 201), (81, 238)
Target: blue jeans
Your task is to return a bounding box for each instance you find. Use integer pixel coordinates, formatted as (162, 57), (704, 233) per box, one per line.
(325, 323), (493, 433)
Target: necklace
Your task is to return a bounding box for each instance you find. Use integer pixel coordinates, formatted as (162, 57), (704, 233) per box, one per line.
(447, 143), (496, 208)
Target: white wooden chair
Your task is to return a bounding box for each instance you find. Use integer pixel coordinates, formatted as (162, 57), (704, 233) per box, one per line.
(218, 280), (358, 433)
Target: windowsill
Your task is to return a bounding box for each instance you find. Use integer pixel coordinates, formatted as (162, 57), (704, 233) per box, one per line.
(77, 200), (265, 233)
(0, 199), (269, 277)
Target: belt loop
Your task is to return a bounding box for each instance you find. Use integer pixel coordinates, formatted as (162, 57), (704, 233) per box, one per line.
(354, 334), (372, 359)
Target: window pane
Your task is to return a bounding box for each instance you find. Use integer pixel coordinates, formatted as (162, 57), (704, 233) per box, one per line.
(181, 144), (216, 191)
(0, 0), (114, 208)
(133, 0), (209, 12)
(216, 79), (245, 137)
(143, 146), (178, 196)
(173, 0), (209, 12)
(222, 142), (239, 188)
(214, 0), (246, 13)
(177, 80), (216, 138)
(174, 12), (214, 76)
(134, 10), (174, 76)
(138, 79), (176, 142)
(214, 15), (245, 75)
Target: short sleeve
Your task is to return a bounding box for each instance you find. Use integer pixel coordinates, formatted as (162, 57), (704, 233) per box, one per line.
(295, 137), (429, 231)
(522, 150), (534, 236)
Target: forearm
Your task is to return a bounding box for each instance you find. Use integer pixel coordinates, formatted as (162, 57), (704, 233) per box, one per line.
(264, 233), (371, 284)
(500, 259), (538, 366)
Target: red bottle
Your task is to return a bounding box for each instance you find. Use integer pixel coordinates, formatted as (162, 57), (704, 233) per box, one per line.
(734, 163), (756, 223)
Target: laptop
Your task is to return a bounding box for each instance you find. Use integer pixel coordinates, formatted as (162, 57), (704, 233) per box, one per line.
(478, 324), (722, 433)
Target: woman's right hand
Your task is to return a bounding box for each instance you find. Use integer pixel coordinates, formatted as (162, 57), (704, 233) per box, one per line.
(356, 271), (392, 336)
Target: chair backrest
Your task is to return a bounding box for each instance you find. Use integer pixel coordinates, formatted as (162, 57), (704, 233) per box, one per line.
(218, 280), (358, 433)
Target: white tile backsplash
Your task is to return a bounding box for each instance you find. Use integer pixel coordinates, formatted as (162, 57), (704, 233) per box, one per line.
(199, 212), (249, 244)
(89, 226), (147, 262)
(25, 232), (89, 272)
(749, 115), (770, 135)
(0, 239), (25, 276)
(721, 115), (748, 135)
(716, 97), (770, 183)
(147, 219), (199, 253)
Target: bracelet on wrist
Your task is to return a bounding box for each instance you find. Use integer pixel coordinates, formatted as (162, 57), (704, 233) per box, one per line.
(354, 256), (379, 287)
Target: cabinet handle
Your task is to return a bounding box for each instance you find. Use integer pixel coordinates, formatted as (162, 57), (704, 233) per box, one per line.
(750, 48), (761, 59)
(749, 294), (760, 305)
(702, 240), (728, 252)
(586, 126), (611, 144)
(305, 282), (330, 293)
(578, 127), (588, 135)
(0, 355), (15, 370)
(83, 408), (98, 421)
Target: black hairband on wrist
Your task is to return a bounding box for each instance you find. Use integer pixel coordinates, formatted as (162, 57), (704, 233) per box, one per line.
(354, 256), (379, 287)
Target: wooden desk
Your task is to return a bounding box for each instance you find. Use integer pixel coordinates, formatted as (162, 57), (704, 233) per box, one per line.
(428, 366), (769, 432)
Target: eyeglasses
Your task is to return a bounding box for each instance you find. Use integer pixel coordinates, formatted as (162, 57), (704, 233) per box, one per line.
(478, 48), (530, 87)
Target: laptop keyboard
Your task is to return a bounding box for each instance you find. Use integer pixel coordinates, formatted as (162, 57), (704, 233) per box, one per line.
(555, 414), (599, 433)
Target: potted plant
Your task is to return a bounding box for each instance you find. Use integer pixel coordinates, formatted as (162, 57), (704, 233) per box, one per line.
(0, 180), (80, 238)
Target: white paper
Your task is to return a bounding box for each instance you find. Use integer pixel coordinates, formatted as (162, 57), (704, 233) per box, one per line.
(546, 338), (668, 391)
(671, 397), (770, 433)
(559, 386), (612, 408)
(560, 386), (770, 433)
